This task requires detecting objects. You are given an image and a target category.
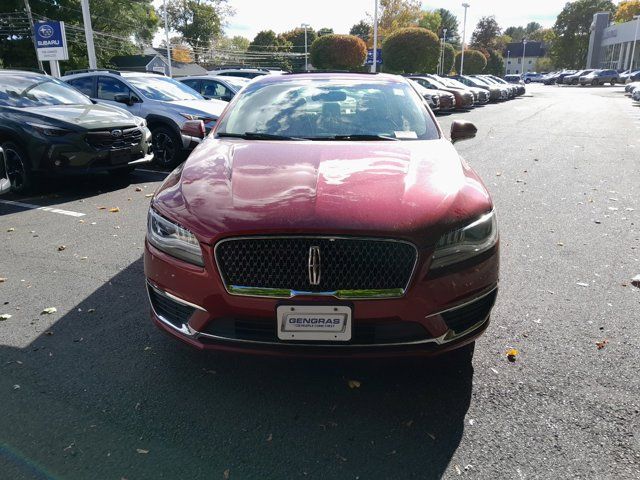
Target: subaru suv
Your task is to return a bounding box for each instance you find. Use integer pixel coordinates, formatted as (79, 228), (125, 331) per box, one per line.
(0, 70), (152, 193)
(579, 69), (619, 86)
(63, 70), (227, 167)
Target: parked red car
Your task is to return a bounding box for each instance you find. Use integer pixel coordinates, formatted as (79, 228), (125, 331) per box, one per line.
(144, 73), (499, 359)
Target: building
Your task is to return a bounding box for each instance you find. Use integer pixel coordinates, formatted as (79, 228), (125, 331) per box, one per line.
(586, 12), (640, 70)
(110, 48), (207, 77)
(503, 41), (546, 74)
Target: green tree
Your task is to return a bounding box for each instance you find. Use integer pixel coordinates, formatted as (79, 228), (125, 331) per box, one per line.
(442, 43), (455, 74)
(454, 49), (487, 74)
(614, 0), (640, 22)
(376, 0), (423, 36)
(525, 22), (542, 35)
(381, 27), (440, 73)
(317, 27), (334, 37)
(164, 0), (228, 62)
(249, 30), (279, 51)
(436, 8), (460, 45)
(282, 27), (317, 52)
(349, 20), (372, 43)
(418, 10), (441, 32)
(504, 26), (526, 42)
(470, 16), (502, 50)
(0, 0), (158, 71)
(310, 34), (367, 70)
(551, 0), (615, 68)
(484, 49), (504, 75)
(215, 35), (250, 51)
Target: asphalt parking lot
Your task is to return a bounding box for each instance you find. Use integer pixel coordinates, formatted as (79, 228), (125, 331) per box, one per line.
(1, 84), (639, 479)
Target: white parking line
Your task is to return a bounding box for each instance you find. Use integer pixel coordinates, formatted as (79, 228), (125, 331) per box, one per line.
(0, 199), (85, 217)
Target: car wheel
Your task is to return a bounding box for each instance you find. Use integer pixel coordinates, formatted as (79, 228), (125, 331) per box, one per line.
(591, 79), (598, 86)
(152, 126), (183, 169)
(610, 80), (615, 86)
(525, 79), (531, 84)
(2, 141), (34, 194)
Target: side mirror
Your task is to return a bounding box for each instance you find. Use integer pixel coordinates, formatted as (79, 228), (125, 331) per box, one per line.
(450, 120), (477, 144)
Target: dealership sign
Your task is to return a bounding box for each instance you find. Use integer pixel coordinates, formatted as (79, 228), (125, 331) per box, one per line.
(35, 21), (69, 61)
(366, 49), (382, 65)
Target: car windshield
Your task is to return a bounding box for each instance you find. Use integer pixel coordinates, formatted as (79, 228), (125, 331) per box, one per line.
(0, 74), (92, 108)
(127, 76), (204, 101)
(443, 78), (468, 89)
(221, 77), (250, 89)
(216, 78), (440, 141)
(423, 77), (448, 89)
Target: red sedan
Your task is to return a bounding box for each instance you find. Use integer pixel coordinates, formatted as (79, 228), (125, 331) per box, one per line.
(144, 73), (499, 359)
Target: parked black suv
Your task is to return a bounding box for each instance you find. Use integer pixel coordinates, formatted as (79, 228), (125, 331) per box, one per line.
(0, 70), (153, 193)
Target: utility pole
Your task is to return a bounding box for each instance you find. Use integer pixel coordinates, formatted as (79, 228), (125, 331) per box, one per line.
(80, 0), (97, 69)
(163, 0), (172, 77)
(506, 50), (510, 75)
(631, 15), (640, 71)
(460, 3), (470, 75)
(22, 0), (43, 71)
(372, 0), (378, 73)
(441, 28), (447, 75)
(522, 38), (527, 75)
(301, 23), (310, 71)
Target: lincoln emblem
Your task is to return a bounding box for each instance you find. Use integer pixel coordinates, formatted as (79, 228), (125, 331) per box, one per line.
(308, 246), (321, 286)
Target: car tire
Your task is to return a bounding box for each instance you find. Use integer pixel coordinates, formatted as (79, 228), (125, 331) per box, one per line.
(1, 141), (34, 194)
(610, 80), (615, 86)
(151, 126), (183, 169)
(525, 79), (531, 84)
(591, 79), (598, 86)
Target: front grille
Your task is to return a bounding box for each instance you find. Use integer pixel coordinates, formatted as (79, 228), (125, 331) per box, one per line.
(441, 289), (497, 334)
(148, 286), (195, 327)
(85, 127), (142, 150)
(215, 237), (417, 294)
(201, 318), (429, 345)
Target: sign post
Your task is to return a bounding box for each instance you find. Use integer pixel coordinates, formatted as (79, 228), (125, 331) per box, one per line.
(34, 20), (69, 77)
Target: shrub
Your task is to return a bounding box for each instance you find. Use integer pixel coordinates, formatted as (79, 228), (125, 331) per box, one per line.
(381, 27), (440, 73)
(442, 43), (455, 75)
(310, 34), (367, 70)
(454, 49), (487, 74)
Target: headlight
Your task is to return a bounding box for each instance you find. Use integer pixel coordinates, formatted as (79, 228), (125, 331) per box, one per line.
(147, 208), (204, 266)
(180, 112), (216, 123)
(27, 122), (72, 136)
(430, 210), (498, 269)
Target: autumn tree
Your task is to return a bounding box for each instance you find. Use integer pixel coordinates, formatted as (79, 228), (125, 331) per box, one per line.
(551, 0), (615, 68)
(614, 0), (640, 22)
(172, 44), (194, 62)
(375, 0), (423, 36)
(470, 16), (502, 50)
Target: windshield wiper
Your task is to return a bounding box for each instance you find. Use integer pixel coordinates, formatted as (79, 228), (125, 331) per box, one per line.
(306, 134), (400, 141)
(216, 132), (304, 140)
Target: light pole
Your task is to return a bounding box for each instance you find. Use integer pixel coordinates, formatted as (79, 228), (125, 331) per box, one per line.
(372, 0), (379, 72)
(460, 3), (470, 75)
(522, 38), (527, 76)
(80, 0), (97, 69)
(163, 0), (172, 77)
(506, 50), (510, 75)
(440, 28), (447, 75)
(301, 23), (310, 71)
(631, 15), (639, 71)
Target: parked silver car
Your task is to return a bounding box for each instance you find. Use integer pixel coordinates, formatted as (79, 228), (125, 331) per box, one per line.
(178, 75), (249, 101)
(63, 70), (227, 167)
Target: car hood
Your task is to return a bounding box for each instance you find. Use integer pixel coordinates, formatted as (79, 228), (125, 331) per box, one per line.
(20, 103), (137, 129)
(168, 99), (227, 118)
(153, 138), (492, 247)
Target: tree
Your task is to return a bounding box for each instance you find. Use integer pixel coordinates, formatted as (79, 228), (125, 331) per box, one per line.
(418, 11), (441, 32)
(614, 0), (640, 22)
(163, 0), (231, 62)
(504, 26), (526, 42)
(172, 44), (194, 62)
(551, 0), (615, 69)
(249, 30), (280, 51)
(436, 8), (460, 45)
(484, 49), (504, 75)
(454, 49), (487, 74)
(0, 0), (158, 71)
(310, 34), (367, 70)
(525, 22), (543, 35)
(317, 28), (334, 37)
(381, 27), (440, 73)
(350, 20), (372, 43)
(536, 57), (556, 71)
(282, 27), (317, 52)
(442, 43), (455, 74)
(470, 16), (502, 50)
(376, 0), (423, 35)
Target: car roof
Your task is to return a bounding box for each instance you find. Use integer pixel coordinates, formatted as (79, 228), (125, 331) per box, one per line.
(0, 69), (47, 79)
(248, 72), (409, 85)
(178, 75), (249, 82)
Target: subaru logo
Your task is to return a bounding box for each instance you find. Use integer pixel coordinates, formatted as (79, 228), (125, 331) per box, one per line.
(111, 129), (123, 138)
(308, 246), (321, 286)
(38, 24), (54, 38)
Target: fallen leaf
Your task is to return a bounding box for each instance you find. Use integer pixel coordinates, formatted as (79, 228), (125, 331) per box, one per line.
(347, 379), (361, 389)
(495, 172), (502, 176)
(135, 187), (142, 192)
(80, 256), (88, 260)
(596, 339), (609, 350)
(0, 277), (6, 282)
(506, 348), (519, 362)
(145, 193), (153, 198)
(144, 346), (152, 351)
(7, 227), (15, 232)
(97, 206), (107, 210)
(576, 282), (589, 287)
(556, 242), (564, 246)
(0, 314), (11, 320)
(223, 469), (230, 480)
(78, 219), (85, 224)
(631, 274), (640, 288)
(45, 331), (53, 336)
(454, 465), (462, 475)
(13, 384), (20, 390)
(136, 448), (149, 454)
(87, 308), (95, 313)
(109, 207), (120, 213)
(58, 245), (66, 251)
(41, 307), (57, 315)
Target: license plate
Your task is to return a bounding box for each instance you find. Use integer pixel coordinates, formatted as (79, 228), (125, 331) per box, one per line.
(276, 305), (352, 342)
(110, 148), (131, 165)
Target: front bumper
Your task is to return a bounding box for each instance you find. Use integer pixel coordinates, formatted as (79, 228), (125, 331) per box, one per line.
(144, 238), (499, 358)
